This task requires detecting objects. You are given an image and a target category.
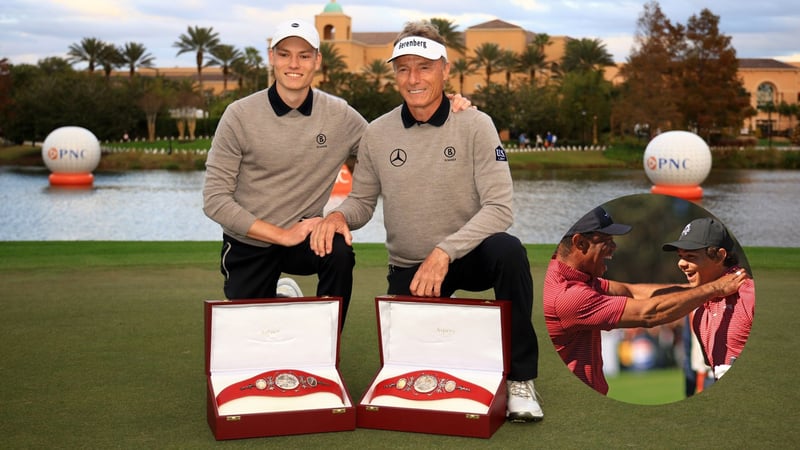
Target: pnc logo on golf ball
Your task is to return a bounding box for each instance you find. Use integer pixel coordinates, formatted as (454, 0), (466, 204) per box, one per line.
(643, 131), (712, 200)
(41, 126), (102, 187)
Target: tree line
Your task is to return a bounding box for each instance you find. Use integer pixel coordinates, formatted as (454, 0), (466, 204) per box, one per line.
(1, 2), (787, 146)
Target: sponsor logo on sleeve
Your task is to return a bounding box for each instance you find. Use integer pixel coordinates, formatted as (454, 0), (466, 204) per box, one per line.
(495, 146), (507, 161)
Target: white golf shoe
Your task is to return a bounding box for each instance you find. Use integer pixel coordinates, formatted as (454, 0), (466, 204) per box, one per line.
(506, 379), (544, 423)
(276, 277), (303, 298)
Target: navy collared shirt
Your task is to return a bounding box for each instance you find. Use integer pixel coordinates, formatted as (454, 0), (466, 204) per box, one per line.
(400, 92), (450, 128)
(267, 84), (314, 116)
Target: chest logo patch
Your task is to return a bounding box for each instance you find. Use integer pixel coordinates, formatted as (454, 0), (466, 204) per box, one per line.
(390, 148), (407, 167)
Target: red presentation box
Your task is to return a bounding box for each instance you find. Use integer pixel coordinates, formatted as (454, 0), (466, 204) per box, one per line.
(204, 297), (355, 440)
(357, 295), (511, 438)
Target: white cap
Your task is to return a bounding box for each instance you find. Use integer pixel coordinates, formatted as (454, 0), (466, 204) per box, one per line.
(387, 36), (448, 63)
(271, 19), (320, 50)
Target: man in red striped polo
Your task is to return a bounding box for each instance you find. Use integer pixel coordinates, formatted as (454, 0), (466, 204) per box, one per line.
(662, 218), (755, 381)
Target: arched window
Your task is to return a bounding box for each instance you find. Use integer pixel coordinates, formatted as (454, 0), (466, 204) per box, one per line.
(756, 82), (775, 108)
(324, 25), (336, 40)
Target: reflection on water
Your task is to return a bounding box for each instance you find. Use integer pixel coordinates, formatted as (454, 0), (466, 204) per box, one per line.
(1, 167), (798, 246)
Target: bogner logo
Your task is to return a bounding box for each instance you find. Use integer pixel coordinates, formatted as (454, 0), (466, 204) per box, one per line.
(316, 133), (327, 147)
(443, 146), (456, 161)
(398, 38), (428, 49)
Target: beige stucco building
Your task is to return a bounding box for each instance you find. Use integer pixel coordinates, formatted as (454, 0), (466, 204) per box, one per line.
(737, 59), (799, 135)
(139, 0), (799, 136)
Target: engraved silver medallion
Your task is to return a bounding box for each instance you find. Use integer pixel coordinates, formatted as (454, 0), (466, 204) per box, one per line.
(413, 374), (437, 394)
(275, 373), (300, 390)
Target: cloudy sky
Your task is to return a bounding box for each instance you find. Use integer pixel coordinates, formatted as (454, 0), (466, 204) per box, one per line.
(2, 0), (798, 69)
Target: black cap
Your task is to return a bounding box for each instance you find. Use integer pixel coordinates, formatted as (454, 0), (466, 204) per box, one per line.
(565, 206), (632, 237)
(662, 218), (733, 251)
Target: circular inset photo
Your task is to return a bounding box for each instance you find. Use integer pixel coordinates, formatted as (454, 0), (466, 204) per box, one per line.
(542, 193), (755, 404)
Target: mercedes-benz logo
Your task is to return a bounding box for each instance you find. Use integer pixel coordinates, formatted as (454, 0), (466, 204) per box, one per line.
(390, 148), (407, 167)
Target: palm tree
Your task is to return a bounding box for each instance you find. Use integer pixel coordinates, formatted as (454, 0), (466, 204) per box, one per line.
(208, 44), (242, 92)
(231, 46), (266, 92)
(120, 42), (155, 77)
(471, 42), (503, 87)
(173, 25), (220, 91)
(518, 44), (547, 84)
(97, 42), (124, 79)
(429, 18), (466, 56)
(361, 59), (394, 91)
(449, 58), (475, 95)
(319, 42), (347, 87)
(67, 37), (106, 73)
(562, 38), (615, 74)
(532, 33), (552, 54)
(243, 46), (265, 89)
(498, 50), (519, 88)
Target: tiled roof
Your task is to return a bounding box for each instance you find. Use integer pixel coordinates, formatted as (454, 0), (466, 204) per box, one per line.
(468, 19), (521, 30)
(738, 58), (797, 69)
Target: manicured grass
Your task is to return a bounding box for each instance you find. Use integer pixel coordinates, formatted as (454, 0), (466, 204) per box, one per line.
(0, 242), (797, 448)
(607, 368), (685, 405)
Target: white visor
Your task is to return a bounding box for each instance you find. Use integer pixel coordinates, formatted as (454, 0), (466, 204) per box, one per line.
(387, 37), (448, 63)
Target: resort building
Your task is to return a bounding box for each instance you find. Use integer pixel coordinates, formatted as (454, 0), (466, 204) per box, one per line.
(137, 0), (800, 136)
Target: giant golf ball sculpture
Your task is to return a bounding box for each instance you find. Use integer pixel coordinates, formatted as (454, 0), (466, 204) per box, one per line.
(643, 131), (712, 200)
(42, 126), (102, 187)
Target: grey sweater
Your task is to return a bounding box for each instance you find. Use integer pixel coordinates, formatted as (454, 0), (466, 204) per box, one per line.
(203, 88), (367, 247)
(334, 105), (514, 267)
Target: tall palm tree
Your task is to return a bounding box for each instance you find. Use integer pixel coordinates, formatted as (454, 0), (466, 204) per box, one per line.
(518, 44), (547, 84)
(449, 58), (475, 95)
(67, 37), (106, 73)
(98, 42), (124, 79)
(319, 42), (347, 87)
(498, 50), (519, 88)
(208, 44), (242, 92)
(429, 18), (466, 56)
(532, 33), (552, 54)
(562, 38), (615, 74)
(242, 46), (265, 91)
(173, 25), (220, 91)
(471, 42), (503, 87)
(230, 46), (263, 92)
(120, 42), (155, 77)
(361, 59), (394, 91)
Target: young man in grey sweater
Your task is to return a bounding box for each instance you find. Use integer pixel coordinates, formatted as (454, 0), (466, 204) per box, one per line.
(203, 19), (364, 320)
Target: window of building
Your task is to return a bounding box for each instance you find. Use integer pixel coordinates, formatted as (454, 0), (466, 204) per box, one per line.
(756, 82), (776, 107)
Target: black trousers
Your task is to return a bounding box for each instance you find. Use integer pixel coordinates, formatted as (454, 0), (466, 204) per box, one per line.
(219, 233), (355, 325)
(386, 232), (539, 381)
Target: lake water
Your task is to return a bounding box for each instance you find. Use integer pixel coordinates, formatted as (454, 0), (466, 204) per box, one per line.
(1, 167), (798, 247)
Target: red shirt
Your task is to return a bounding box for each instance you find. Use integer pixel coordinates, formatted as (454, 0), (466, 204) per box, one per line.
(543, 258), (627, 395)
(692, 272), (755, 371)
